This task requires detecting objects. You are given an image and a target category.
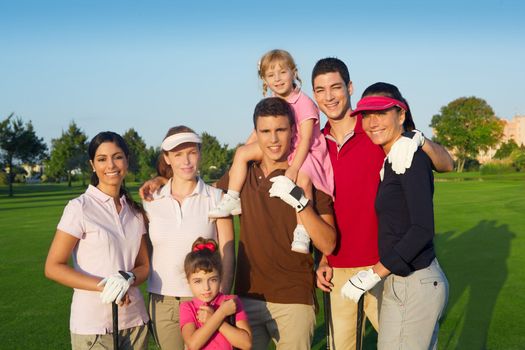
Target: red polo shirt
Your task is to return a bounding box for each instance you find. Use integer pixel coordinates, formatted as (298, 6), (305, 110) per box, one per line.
(323, 115), (385, 268)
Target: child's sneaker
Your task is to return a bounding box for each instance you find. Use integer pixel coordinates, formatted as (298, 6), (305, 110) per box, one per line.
(209, 193), (242, 218)
(291, 225), (310, 254)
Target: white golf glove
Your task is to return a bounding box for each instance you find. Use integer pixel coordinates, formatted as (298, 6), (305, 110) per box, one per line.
(98, 271), (135, 304)
(340, 269), (381, 303)
(269, 175), (309, 212)
(387, 129), (425, 175)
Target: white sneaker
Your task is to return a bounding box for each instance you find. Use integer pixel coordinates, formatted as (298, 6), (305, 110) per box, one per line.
(291, 225), (311, 254)
(208, 194), (242, 218)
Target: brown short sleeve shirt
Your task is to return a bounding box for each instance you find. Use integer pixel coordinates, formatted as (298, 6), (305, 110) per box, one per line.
(217, 162), (333, 305)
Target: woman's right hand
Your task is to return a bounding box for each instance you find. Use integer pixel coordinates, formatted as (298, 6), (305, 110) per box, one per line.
(97, 271), (134, 304)
(139, 177), (167, 201)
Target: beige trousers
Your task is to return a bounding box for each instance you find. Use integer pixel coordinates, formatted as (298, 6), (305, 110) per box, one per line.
(241, 297), (316, 350)
(329, 266), (383, 350)
(378, 259), (448, 350)
(71, 325), (148, 350)
(148, 293), (192, 350)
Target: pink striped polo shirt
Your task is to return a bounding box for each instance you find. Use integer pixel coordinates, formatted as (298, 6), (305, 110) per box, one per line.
(144, 177), (223, 297)
(57, 185), (149, 334)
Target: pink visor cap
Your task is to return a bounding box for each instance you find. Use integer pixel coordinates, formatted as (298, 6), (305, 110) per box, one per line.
(350, 96), (408, 116)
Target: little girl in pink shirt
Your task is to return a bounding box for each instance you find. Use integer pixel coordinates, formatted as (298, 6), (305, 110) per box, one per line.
(180, 238), (252, 350)
(209, 49), (334, 255)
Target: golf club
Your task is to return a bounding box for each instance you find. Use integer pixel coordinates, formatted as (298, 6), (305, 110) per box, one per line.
(323, 290), (331, 350)
(112, 302), (119, 350)
(356, 295), (364, 350)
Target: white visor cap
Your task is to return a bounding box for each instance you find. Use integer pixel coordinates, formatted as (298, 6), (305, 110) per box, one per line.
(161, 132), (202, 151)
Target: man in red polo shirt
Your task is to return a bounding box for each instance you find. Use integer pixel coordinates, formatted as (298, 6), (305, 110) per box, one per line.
(313, 58), (453, 350)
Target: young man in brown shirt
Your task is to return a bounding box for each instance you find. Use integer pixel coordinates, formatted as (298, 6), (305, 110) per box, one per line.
(217, 97), (336, 350)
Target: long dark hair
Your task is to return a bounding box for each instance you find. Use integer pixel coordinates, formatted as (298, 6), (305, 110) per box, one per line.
(361, 82), (416, 131)
(88, 131), (145, 218)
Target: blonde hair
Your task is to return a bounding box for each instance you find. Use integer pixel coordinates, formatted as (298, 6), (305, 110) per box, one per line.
(258, 49), (302, 96)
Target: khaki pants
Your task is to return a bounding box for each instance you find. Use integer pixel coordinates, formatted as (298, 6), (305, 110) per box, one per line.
(71, 325), (148, 350)
(241, 297), (316, 350)
(378, 259), (448, 350)
(149, 293), (192, 350)
(329, 266), (383, 350)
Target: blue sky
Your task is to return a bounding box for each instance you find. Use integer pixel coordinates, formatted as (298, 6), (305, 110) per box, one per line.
(1, 0), (524, 148)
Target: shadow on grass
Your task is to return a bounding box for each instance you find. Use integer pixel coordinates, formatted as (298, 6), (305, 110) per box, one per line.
(436, 220), (515, 350)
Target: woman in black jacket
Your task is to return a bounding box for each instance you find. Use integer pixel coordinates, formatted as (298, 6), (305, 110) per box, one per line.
(341, 82), (448, 350)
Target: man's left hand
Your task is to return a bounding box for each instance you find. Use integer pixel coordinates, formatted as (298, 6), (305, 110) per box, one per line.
(268, 175), (309, 212)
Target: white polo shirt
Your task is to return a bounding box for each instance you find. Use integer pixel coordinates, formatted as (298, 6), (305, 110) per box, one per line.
(57, 185), (149, 334)
(144, 177), (222, 297)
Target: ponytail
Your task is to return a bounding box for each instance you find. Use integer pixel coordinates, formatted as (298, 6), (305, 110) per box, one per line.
(184, 237), (222, 279)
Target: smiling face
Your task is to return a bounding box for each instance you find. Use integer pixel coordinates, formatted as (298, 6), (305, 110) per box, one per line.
(313, 71), (353, 121)
(255, 115), (293, 164)
(362, 107), (406, 154)
(262, 60), (295, 99)
(188, 269), (221, 303)
(90, 141), (128, 192)
(163, 142), (200, 181)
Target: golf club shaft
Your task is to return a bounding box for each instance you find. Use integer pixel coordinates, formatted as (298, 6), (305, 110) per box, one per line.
(323, 291), (331, 350)
(112, 302), (119, 350)
(356, 295), (364, 350)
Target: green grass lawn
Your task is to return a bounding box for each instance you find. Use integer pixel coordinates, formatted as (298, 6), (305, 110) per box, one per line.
(1, 174), (524, 349)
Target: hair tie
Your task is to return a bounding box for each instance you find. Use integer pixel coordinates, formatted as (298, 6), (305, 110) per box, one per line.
(193, 242), (216, 253)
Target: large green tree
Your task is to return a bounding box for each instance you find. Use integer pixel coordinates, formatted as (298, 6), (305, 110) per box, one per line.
(123, 128), (157, 181)
(200, 132), (234, 181)
(46, 121), (88, 187)
(0, 113), (48, 196)
(430, 97), (503, 172)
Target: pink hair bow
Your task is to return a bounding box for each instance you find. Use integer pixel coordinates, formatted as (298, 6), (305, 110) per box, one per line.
(193, 242), (216, 253)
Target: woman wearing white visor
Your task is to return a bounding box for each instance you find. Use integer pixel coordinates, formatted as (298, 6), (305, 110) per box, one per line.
(143, 126), (235, 350)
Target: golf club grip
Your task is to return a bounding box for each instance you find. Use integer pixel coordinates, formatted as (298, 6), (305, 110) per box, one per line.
(356, 295), (364, 350)
(112, 302), (119, 350)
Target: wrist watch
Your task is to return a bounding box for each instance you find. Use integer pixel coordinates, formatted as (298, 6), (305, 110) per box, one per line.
(290, 186), (309, 212)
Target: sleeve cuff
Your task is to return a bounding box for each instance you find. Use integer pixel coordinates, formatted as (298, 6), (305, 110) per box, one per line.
(381, 248), (412, 277)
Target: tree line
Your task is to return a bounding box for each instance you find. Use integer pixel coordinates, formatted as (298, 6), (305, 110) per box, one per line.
(2, 96), (524, 196)
(0, 117), (235, 196)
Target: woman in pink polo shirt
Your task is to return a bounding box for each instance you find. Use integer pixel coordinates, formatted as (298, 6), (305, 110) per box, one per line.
(45, 131), (150, 350)
(143, 126), (235, 350)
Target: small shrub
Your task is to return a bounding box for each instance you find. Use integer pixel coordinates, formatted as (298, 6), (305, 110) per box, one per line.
(480, 160), (516, 175)
(0, 171), (7, 185)
(463, 158), (481, 172)
(511, 149), (525, 172)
